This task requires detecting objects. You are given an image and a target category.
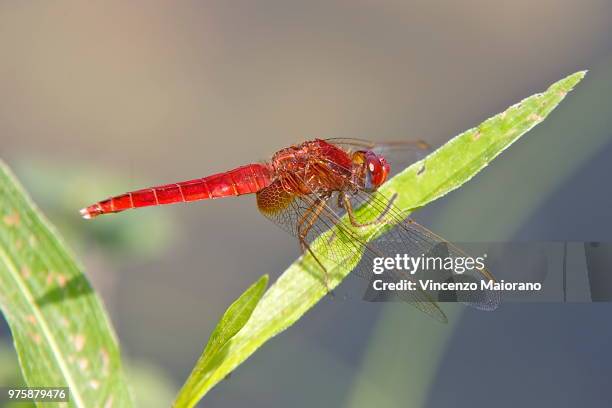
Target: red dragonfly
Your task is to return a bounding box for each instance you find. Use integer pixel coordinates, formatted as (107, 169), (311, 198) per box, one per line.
(81, 138), (498, 322)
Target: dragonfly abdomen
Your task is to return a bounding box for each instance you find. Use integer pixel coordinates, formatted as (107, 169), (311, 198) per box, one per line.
(81, 163), (272, 219)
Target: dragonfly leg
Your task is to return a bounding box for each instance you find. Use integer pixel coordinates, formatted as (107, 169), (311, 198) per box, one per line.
(297, 198), (334, 293)
(341, 192), (391, 228)
(337, 191), (345, 209)
(296, 201), (317, 231)
(299, 238), (334, 296)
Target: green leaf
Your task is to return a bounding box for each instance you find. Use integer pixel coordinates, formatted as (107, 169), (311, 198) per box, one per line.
(173, 274), (269, 408)
(177, 71), (586, 401)
(0, 162), (132, 407)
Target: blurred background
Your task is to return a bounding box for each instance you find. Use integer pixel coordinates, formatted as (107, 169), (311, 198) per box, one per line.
(2, 1), (612, 407)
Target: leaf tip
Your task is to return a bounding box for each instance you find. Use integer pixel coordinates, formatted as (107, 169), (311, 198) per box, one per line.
(563, 70), (588, 90)
(574, 69), (588, 81)
(254, 274), (269, 295)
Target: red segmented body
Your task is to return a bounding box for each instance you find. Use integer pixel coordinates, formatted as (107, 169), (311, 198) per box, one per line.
(81, 139), (358, 219)
(80, 163), (272, 218)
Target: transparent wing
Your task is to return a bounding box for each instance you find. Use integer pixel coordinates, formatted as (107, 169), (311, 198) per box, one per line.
(346, 189), (500, 311)
(256, 180), (449, 323)
(326, 138), (431, 177)
(325, 137), (430, 151)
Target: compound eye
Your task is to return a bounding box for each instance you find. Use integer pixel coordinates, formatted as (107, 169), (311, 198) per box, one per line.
(364, 152), (385, 191)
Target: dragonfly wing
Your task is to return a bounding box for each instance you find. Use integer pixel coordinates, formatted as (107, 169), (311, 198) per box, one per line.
(256, 180), (448, 323)
(325, 137), (430, 152)
(326, 138), (431, 178)
(347, 189), (500, 311)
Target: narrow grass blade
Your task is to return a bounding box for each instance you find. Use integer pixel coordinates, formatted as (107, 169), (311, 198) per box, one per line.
(177, 71), (586, 402)
(0, 161), (132, 407)
(173, 274), (269, 408)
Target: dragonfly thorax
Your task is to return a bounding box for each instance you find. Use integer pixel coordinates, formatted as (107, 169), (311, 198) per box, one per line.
(270, 139), (355, 195)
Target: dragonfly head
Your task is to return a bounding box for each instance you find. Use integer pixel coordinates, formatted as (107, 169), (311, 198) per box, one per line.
(351, 150), (391, 192)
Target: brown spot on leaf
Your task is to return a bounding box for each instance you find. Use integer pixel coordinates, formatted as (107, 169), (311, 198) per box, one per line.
(417, 164), (426, 175)
(20, 266), (31, 279)
(104, 396), (114, 408)
(57, 274), (68, 288)
(100, 348), (110, 376)
(31, 332), (42, 344)
(3, 211), (20, 226)
(73, 334), (86, 352)
(26, 314), (36, 324)
(529, 113), (543, 122)
(472, 130), (482, 141)
(46, 272), (55, 285)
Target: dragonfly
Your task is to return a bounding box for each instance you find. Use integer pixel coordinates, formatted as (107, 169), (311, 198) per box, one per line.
(81, 138), (499, 322)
